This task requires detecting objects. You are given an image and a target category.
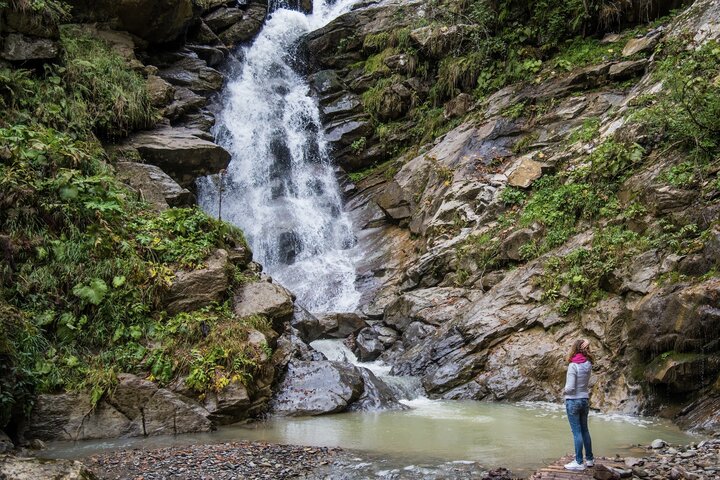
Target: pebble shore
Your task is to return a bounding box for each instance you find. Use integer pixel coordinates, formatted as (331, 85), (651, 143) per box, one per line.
(77, 437), (720, 479)
(84, 441), (517, 479)
(616, 438), (720, 480)
(86, 442), (344, 480)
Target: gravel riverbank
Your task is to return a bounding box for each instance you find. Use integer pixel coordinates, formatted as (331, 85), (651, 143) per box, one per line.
(83, 441), (517, 479)
(43, 437), (720, 479)
(86, 442), (343, 480)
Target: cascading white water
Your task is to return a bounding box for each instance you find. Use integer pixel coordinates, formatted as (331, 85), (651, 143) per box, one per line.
(198, 0), (361, 313)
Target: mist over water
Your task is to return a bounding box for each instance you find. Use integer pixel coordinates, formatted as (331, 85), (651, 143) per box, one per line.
(198, 0), (361, 313)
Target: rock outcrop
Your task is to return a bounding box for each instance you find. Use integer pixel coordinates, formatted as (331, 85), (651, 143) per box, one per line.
(123, 127), (231, 188)
(306, 0), (720, 431)
(0, 455), (98, 480)
(22, 380), (212, 442)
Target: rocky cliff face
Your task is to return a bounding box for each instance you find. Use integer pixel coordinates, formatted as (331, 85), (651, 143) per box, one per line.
(304, 0), (720, 432)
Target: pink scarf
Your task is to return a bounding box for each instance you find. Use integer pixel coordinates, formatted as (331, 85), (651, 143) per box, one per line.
(571, 353), (588, 364)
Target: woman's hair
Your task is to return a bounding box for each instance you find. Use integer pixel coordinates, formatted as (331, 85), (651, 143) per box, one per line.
(566, 339), (594, 363)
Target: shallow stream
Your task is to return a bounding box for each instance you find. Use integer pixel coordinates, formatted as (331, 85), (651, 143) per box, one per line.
(43, 399), (698, 476)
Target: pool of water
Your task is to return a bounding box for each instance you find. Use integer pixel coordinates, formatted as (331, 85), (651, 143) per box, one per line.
(43, 399), (699, 476)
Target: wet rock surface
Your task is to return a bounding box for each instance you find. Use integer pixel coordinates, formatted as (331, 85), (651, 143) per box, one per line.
(270, 360), (405, 415)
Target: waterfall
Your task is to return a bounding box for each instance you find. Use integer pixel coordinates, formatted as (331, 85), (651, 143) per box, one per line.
(198, 0), (361, 313)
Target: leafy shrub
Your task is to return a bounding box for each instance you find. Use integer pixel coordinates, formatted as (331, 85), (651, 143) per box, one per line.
(634, 40), (720, 164)
(541, 226), (645, 314)
(60, 26), (156, 138)
(519, 176), (605, 253)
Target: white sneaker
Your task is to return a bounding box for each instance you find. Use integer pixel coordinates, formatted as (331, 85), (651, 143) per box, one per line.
(586, 459), (595, 467)
(564, 460), (586, 471)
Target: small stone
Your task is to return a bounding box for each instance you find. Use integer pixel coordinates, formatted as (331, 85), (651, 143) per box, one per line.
(625, 457), (643, 467)
(650, 439), (666, 449)
(28, 439), (46, 450)
(506, 157), (544, 189)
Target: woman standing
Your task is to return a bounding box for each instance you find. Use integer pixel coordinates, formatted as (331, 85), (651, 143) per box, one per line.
(563, 339), (594, 471)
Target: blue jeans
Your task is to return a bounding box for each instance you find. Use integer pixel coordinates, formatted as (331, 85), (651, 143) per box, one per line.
(566, 398), (593, 464)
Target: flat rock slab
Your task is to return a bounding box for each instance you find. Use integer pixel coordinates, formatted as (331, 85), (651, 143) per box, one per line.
(125, 127), (230, 188)
(0, 455), (97, 480)
(529, 456), (629, 479)
(233, 281), (294, 321)
(115, 161), (194, 210)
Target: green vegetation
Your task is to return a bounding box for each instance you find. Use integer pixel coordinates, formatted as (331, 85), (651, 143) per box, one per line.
(147, 306), (272, 393)
(632, 40), (720, 190)
(0, 25), (259, 429)
(568, 117), (601, 144)
(347, 159), (398, 183)
(354, 0), (673, 171)
(552, 36), (622, 71)
(541, 227), (645, 314)
(61, 26), (156, 138)
(1, 0), (71, 25)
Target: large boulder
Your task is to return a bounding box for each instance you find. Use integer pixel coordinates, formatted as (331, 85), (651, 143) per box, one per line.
(22, 375), (213, 442)
(217, 3), (267, 47)
(109, 373), (212, 436)
(157, 53), (224, 93)
(270, 360), (364, 416)
(203, 7), (244, 32)
(66, 0), (198, 44)
(164, 249), (230, 315)
(314, 312), (367, 339)
(270, 360), (404, 415)
(139, 388), (212, 436)
(0, 33), (59, 61)
(0, 455), (97, 480)
(355, 324), (398, 361)
(115, 161), (194, 211)
(233, 280), (294, 322)
(124, 127), (231, 188)
(622, 33), (661, 57)
(290, 307), (325, 343)
(21, 393), (132, 441)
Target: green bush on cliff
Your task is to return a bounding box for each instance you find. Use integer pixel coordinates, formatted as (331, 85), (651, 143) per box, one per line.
(0, 0), (71, 25)
(633, 39), (720, 188)
(0, 26), (250, 428)
(61, 26), (156, 137)
(541, 226), (645, 314)
(1, 27), (156, 138)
